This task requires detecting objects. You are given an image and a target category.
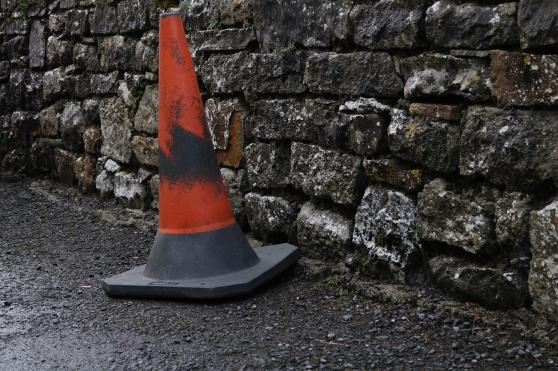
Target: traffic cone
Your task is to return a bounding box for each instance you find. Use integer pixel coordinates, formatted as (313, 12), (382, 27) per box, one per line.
(102, 11), (300, 300)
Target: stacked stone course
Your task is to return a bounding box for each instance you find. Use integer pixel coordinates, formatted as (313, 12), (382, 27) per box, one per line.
(1, 0), (558, 319)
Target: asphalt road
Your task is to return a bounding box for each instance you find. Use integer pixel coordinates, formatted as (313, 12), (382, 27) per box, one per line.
(0, 178), (557, 370)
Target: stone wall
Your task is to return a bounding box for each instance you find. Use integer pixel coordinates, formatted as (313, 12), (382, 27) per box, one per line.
(1, 0), (557, 318)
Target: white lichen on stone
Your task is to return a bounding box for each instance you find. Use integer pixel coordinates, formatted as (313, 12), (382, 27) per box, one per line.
(353, 186), (420, 282)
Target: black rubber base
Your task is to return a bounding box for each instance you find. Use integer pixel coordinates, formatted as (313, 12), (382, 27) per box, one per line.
(102, 243), (300, 300)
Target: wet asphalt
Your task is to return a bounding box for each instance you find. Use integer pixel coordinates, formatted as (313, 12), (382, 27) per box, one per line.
(1, 178), (557, 370)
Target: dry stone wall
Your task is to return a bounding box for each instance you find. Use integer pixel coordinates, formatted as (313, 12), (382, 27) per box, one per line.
(1, 0), (558, 318)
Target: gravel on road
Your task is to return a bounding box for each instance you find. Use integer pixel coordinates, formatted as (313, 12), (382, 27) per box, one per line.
(0, 178), (557, 370)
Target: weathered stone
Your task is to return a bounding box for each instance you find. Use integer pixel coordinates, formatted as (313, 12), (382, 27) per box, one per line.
(93, 156), (107, 176)
(218, 0), (253, 26)
(179, 0), (220, 31)
(449, 49), (491, 58)
(95, 169), (114, 197)
(426, 1), (518, 49)
(65, 64), (80, 75)
(296, 201), (354, 261)
(65, 74), (90, 98)
(339, 97), (391, 114)
(245, 192), (296, 241)
(60, 0), (77, 9)
(0, 113), (8, 128)
(1, 36), (26, 61)
(305, 52), (402, 97)
(83, 126), (101, 154)
(10, 111), (37, 132)
(529, 201), (558, 321)
(418, 179), (495, 255)
(460, 107), (558, 190)
(73, 43), (99, 72)
(1, 0), (16, 11)
(30, 138), (61, 173)
(388, 108), (460, 173)
(363, 157), (426, 193)
(4, 16), (27, 35)
(146, 0), (159, 28)
(99, 97), (132, 164)
(38, 102), (63, 137)
(249, 99), (341, 146)
(95, 157), (107, 177)
(134, 30), (158, 73)
(340, 113), (387, 156)
(202, 52), (306, 95)
(495, 192), (533, 254)
(54, 148), (77, 185)
(46, 36), (74, 66)
(60, 101), (87, 151)
(8, 72), (26, 109)
(400, 54), (492, 102)
(133, 84), (158, 134)
(74, 155), (96, 193)
(90, 4), (118, 35)
(0, 147), (28, 171)
(491, 51), (558, 106)
(27, 1), (46, 16)
(253, 0), (351, 50)
(409, 103), (462, 122)
(518, 0), (558, 49)
(245, 142), (290, 189)
(190, 29), (255, 52)
(206, 98), (247, 169)
(9, 70), (43, 111)
(49, 13), (66, 34)
(131, 135), (159, 167)
(0, 61), (9, 82)
(114, 171), (147, 209)
(29, 20), (46, 69)
(43, 67), (67, 102)
(220, 168), (247, 228)
(290, 142), (363, 206)
(427, 254), (529, 309)
(205, 98), (240, 150)
(65, 9), (89, 36)
(117, 82), (136, 108)
(0, 85), (8, 114)
(149, 174), (159, 210)
(137, 167), (153, 184)
(104, 159), (121, 174)
(353, 186), (421, 283)
(126, 72), (152, 89)
(118, 0), (149, 33)
(99, 36), (135, 71)
(351, 0), (424, 50)
(90, 72), (119, 95)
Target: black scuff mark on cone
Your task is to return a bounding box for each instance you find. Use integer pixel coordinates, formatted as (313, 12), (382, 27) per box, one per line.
(160, 122), (225, 195)
(169, 96), (185, 122)
(169, 39), (185, 66)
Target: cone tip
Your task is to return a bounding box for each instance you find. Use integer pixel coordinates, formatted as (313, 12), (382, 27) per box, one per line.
(160, 8), (180, 18)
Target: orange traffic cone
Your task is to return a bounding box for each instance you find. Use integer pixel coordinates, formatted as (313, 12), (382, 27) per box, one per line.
(102, 11), (299, 299)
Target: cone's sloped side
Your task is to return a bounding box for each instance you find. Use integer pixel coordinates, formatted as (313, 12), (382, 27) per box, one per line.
(158, 14), (234, 235)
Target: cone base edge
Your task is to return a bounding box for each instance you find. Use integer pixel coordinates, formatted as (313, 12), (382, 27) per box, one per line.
(101, 243), (300, 300)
